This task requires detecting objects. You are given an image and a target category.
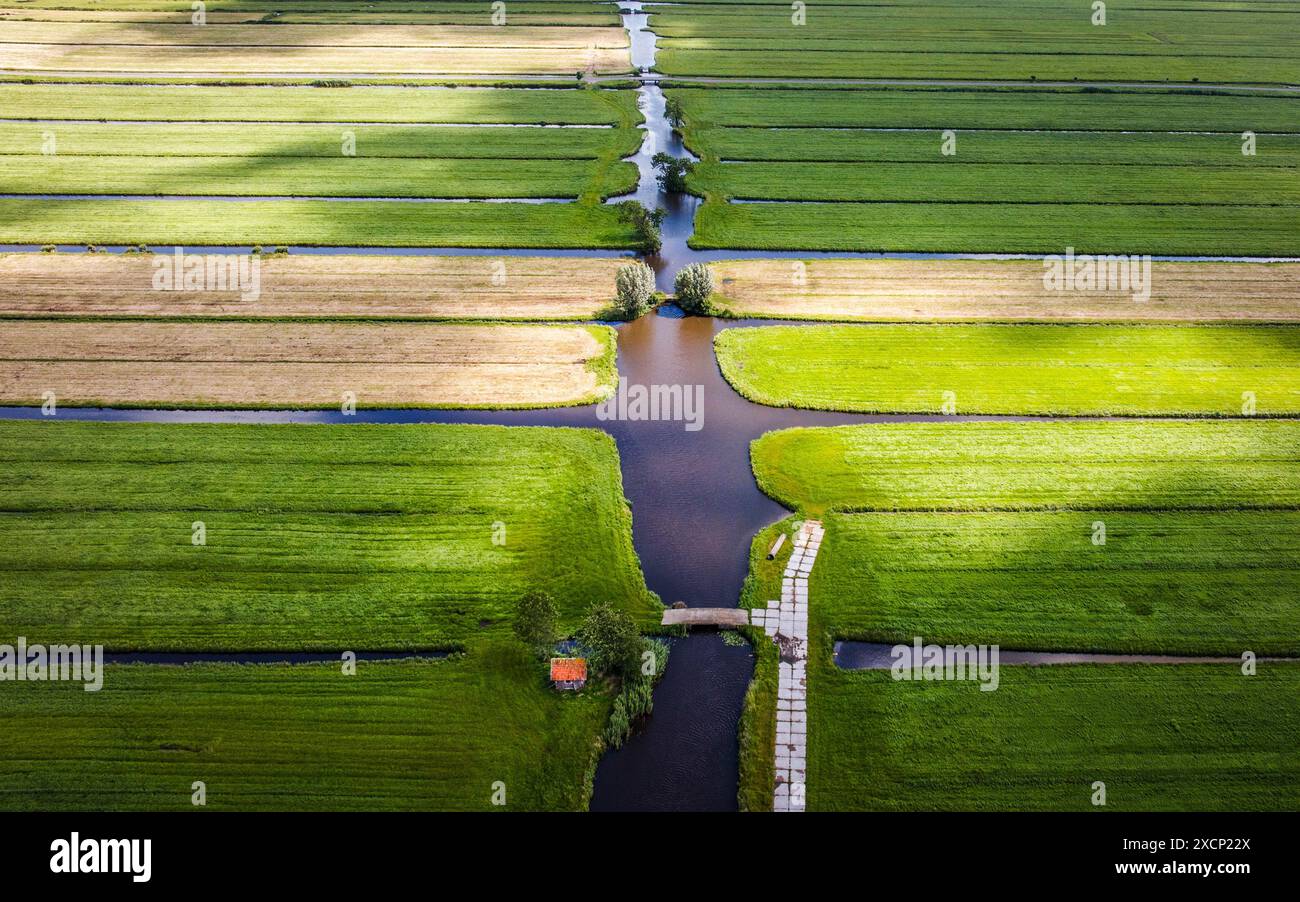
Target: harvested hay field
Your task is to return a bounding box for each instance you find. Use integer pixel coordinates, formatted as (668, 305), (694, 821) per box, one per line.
(0, 21), (630, 49)
(0, 22), (630, 76)
(0, 321), (616, 408)
(709, 259), (1300, 323)
(0, 253), (626, 320)
(0, 10), (269, 24)
(0, 43), (630, 76)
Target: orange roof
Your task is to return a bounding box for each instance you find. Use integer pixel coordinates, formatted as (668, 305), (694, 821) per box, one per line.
(550, 658), (587, 681)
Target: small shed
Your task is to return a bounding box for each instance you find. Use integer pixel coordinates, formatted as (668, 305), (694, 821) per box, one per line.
(550, 657), (587, 691)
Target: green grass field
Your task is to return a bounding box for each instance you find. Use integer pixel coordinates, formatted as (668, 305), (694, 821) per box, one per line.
(809, 663), (1300, 811)
(678, 86), (1299, 251)
(0, 81), (644, 242)
(0, 83), (638, 124)
(751, 420), (1300, 514)
(656, 50), (1298, 85)
(0, 197), (639, 246)
(743, 430), (1300, 809)
(693, 200), (1300, 254)
(812, 510), (1300, 655)
(691, 161), (1298, 204)
(5, 155), (638, 199)
(0, 420), (659, 651)
(667, 87), (1300, 132)
(0, 122), (642, 159)
(716, 324), (1300, 415)
(0, 651), (617, 811)
(650, 1), (1300, 83)
(696, 128), (1300, 166)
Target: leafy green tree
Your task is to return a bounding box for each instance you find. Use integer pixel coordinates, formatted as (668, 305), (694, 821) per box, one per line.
(664, 97), (686, 130)
(652, 152), (694, 193)
(576, 601), (642, 676)
(513, 591), (557, 660)
(674, 262), (715, 314)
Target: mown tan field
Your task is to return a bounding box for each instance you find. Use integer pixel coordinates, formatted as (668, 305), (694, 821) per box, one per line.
(1, 36), (629, 75)
(0, 321), (615, 408)
(709, 259), (1300, 323)
(0, 253), (625, 320)
(0, 22), (629, 48)
(0, 10), (266, 23)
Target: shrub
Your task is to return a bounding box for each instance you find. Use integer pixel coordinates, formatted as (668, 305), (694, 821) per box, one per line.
(603, 638), (670, 748)
(512, 591), (557, 660)
(614, 201), (665, 255)
(614, 262), (656, 318)
(674, 263), (714, 314)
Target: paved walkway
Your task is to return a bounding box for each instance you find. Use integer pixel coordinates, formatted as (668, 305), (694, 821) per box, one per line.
(749, 518), (822, 812)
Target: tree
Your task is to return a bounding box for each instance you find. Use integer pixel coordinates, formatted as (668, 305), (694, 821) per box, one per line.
(513, 591), (557, 659)
(674, 262), (714, 314)
(576, 601), (642, 676)
(651, 152), (694, 193)
(614, 201), (665, 255)
(664, 97), (685, 130)
(614, 262), (656, 318)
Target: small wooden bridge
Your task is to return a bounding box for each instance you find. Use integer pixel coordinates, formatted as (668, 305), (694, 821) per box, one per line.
(660, 608), (751, 628)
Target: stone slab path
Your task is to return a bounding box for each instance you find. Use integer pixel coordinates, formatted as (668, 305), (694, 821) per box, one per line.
(748, 518), (822, 812)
